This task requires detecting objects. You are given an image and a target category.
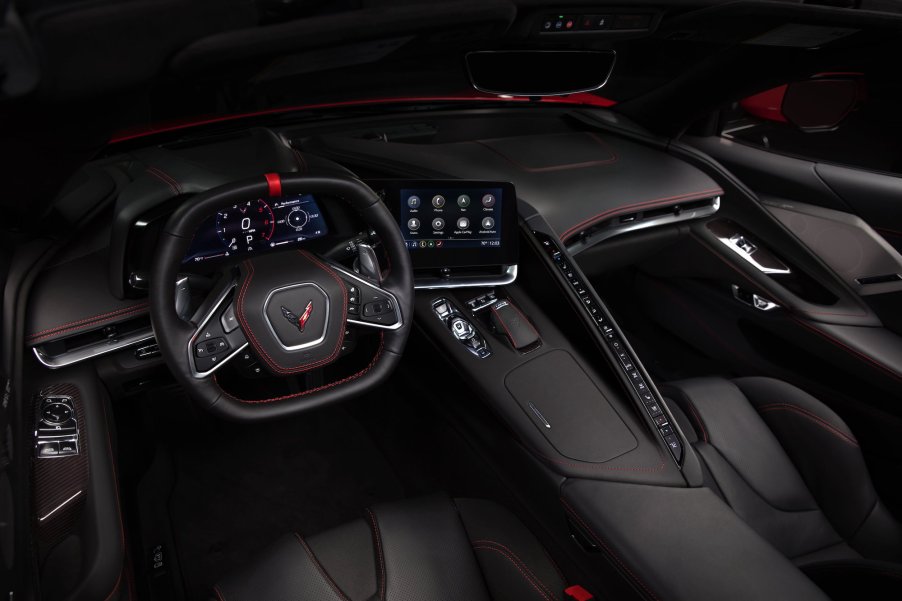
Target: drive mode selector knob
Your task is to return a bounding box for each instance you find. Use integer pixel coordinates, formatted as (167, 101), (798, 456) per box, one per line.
(42, 402), (73, 425)
(450, 317), (476, 341)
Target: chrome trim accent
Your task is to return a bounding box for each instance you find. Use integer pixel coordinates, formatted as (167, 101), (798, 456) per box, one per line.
(39, 490), (82, 522)
(528, 402), (552, 429)
(327, 262), (404, 331)
(261, 283), (330, 351)
(716, 232), (791, 275)
(414, 264), (518, 290)
(731, 285), (780, 311)
(188, 282), (249, 379)
(32, 328), (155, 369)
(567, 197), (721, 255)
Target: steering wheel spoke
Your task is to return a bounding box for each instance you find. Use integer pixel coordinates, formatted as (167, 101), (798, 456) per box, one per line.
(328, 261), (404, 331)
(187, 280), (249, 378)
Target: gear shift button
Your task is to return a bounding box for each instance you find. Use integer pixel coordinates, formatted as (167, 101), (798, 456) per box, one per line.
(450, 317), (476, 341)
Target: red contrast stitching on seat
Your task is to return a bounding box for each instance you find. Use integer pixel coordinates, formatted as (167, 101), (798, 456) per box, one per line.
(757, 403), (859, 447)
(212, 585), (227, 601)
(365, 509), (386, 601)
(684, 399), (708, 443)
(235, 251), (347, 374)
(26, 303), (150, 341)
(295, 533), (353, 601)
(560, 498), (661, 601)
(791, 317), (902, 383)
(560, 188), (723, 241)
(473, 545), (554, 601)
(218, 335), (384, 404)
(145, 166), (182, 195)
(472, 539), (559, 600)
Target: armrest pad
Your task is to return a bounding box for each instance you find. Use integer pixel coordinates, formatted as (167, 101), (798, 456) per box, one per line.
(561, 479), (830, 601)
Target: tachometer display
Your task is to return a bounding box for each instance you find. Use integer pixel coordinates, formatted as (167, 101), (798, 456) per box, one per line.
(216, 199), (276, 252)
(183, 194), (329, 264)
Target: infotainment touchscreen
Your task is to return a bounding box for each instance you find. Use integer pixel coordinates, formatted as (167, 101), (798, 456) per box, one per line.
(377, 180), (518, 270)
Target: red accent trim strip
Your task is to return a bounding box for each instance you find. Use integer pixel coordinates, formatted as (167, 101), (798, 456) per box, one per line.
(264, 173), (282, 197)
(108, 94), (617, 144)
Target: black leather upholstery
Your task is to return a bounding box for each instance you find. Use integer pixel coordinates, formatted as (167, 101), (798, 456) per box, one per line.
(662, 377), (902, 597)
(213, 496), (566, 601)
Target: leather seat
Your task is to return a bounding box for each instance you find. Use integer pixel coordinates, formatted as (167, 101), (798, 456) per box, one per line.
(212, 496), (569, 601)
(663, 376), (902, 599)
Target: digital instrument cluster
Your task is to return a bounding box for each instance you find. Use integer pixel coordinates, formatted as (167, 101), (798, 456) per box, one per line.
(183, 194), (328, 264)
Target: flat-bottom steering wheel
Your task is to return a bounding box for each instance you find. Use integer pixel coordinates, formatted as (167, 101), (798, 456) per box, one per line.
(150, 173), (414, 420)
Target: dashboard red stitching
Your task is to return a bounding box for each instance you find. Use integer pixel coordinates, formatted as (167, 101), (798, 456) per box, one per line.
(217, 335), (384, 403)
(145, 166), (182, 195)
(235, 251), (347, 374)
(27, 303), (150, 341)
(560, 188), (724, 242)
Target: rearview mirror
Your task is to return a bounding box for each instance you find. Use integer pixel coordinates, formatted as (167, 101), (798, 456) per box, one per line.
(466, 50), (616, 97)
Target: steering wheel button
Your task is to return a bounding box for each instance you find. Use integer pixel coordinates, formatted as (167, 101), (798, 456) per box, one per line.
(348, 305), (360, 316)
(363, 298), (392, 317)
(195, 355), (217, 373)
(220, 303), (240, 333)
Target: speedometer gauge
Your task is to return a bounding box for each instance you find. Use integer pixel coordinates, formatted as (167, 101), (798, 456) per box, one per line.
(216, 199), (275, 252)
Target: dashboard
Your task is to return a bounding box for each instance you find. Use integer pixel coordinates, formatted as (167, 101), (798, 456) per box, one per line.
(182, 194), (328, 264)
(119, 179), (519, 296)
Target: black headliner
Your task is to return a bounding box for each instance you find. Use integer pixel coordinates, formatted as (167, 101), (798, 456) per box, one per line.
(2, 0), (902, 219)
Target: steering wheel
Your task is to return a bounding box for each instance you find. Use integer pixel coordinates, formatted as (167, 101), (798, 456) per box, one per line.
(150, 173), (414, 420)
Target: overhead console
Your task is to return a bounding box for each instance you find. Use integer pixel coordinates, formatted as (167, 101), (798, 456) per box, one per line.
(372, 179), (519, 289)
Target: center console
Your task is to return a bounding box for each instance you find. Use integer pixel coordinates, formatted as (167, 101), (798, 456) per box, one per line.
(405, 189), (830, 601)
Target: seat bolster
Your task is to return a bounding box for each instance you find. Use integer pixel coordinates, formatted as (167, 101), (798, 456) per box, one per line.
(456, 498), (566, 601)
(369, 495), (491, 601)
(214, 533), (349, 601)
(733, 377), (884, 546)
